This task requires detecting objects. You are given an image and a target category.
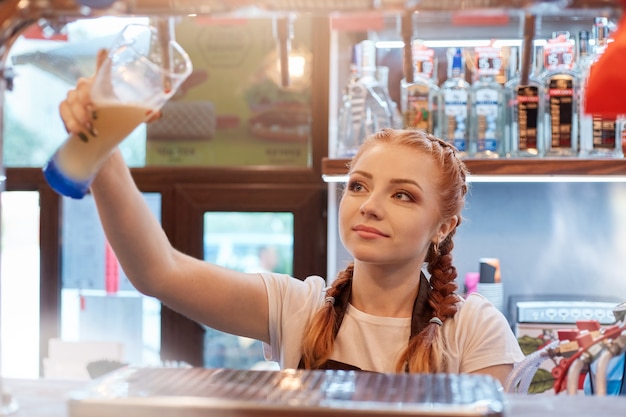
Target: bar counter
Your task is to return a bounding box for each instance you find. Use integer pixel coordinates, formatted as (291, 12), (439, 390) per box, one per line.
(3, 377), (626, 417)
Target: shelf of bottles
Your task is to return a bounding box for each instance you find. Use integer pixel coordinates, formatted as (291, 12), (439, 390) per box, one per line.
(322, 156), (626, 179)
(326, 6), (626, 180)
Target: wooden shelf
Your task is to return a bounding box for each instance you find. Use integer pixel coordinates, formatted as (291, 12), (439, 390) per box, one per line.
(322, 157), (626, 179)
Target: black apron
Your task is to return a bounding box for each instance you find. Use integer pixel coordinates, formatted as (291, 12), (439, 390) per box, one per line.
(297, 271), (434, 371)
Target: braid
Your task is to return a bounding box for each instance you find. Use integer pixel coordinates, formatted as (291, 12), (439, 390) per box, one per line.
(397, 242), (459, 373)
(380, 129), (467, 373)
(427, 236), (460, 325)
(300, 264), (354, 369)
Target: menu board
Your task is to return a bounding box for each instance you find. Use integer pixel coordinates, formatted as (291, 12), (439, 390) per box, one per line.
(146, 16), (313, 167)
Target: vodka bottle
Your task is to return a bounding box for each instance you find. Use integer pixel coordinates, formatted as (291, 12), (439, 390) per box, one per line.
(400, 42), (440, 135)
(541, 32), (580, 157)
(578, 29), (594, 156)
(469, 45), (505, 158)
(377, 65), (403, 129)
(580, 18), (623, 158)
(335, 44), (361, 158)
(505, 44), (545, 157)
(336, 40), (394, 157)
(502, 47), (519, 157)
(439, 48), (471, 156)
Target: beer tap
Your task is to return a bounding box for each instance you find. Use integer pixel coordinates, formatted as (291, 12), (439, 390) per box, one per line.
(401, 9), (414, 85)
(565, 326), (606, 395)
(519, 12), (536, 86)
(0, 1), (36, 65)
(273, 14), (293, 88)
(593, 303), (626, 396)
(561, 319), (626, 395)
(593, 330), (626, 396)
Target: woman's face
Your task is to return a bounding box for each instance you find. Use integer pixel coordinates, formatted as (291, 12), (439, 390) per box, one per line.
(339, 142), (449, 267)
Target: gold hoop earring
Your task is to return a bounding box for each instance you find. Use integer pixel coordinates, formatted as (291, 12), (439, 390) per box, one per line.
(432, 241), (439, 256)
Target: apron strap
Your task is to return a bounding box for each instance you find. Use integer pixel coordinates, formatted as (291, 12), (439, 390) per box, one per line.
(298, 271), (435, 371)
(411, 271), (435, 338)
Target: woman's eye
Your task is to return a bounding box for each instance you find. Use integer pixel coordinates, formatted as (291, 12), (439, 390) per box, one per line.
(394, 191), (414, 201)
(347, 181), (364, 192)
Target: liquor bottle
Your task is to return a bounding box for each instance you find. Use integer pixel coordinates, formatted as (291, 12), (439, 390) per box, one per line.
(541, 32), (580, 157)
(578, 29), (594, 156)
(336, 40), (394, 157)
(377, 65), (404, 129)
(505, 44), (545, 158)
(335, 44), (361, 158)
(400, 42), (440, 135)
(439, 48), (471, 156)
(579, 18), (623, 158)
(469, 45), (505, 158)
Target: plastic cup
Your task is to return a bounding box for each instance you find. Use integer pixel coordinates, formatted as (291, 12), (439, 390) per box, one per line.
(43, 23), (193, 199)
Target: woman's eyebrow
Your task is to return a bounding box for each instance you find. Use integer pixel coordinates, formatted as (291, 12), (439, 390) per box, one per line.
(390, 178), (423, 192)
(350, 170), (372, 179)
(351, 170), (424, 192)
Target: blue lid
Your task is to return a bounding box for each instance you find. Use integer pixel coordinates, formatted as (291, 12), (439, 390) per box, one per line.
(452, 48), (463, 70)
(43, 157), (91, 199)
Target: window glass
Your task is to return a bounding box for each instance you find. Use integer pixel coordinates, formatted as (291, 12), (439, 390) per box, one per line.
(0, 192), (40, 378)
(4, 15), (314, 169)
(60, 193), (162, 375)
(203, 212), (293, 369)
(4, 17), (148, 168)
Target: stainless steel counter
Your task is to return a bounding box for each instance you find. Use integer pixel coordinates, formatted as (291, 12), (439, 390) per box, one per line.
(3, 378), (81, 417)
(3, 376), (626, 417)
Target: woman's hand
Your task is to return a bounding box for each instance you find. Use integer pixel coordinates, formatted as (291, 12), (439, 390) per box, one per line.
(58, 49), (106, 137)
(59, 48), (162, 137)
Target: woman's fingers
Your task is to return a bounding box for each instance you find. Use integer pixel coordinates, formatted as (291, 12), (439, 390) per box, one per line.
(59, 97), (77, 134)
(59, 49), (108, 136)
(95, 49), (108, 72)
(60, 76), (95, 135)
(145, 111), (162, 123)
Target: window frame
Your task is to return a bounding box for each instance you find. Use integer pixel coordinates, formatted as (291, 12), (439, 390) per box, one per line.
(3, 14), (330, 372)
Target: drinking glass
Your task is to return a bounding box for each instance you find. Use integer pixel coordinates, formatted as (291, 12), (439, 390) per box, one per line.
(43, 23), (193, 199)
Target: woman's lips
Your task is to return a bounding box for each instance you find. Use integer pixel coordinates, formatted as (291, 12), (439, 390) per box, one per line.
(353, 225), (389, 238)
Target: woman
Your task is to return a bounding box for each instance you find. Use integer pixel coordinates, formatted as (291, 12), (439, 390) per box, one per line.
(59, 68), (523, 384)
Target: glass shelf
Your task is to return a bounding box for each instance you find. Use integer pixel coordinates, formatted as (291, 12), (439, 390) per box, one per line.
(322, 157), (626, 182)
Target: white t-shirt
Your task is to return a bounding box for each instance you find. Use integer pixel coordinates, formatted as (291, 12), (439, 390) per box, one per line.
(260, 273), (524, 373)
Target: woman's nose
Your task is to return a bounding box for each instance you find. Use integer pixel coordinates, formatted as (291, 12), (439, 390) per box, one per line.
(359, 195), (383, 218)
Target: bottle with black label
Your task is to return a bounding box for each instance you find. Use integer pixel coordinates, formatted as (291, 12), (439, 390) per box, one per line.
(541, 32), (580, 157)
(578, 29), (594, 156)
(505, 44), (545, 157)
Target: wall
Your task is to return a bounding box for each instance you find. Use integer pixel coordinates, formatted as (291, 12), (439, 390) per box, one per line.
(328, 181), (626, 322)
(456, 181), (626, 317)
